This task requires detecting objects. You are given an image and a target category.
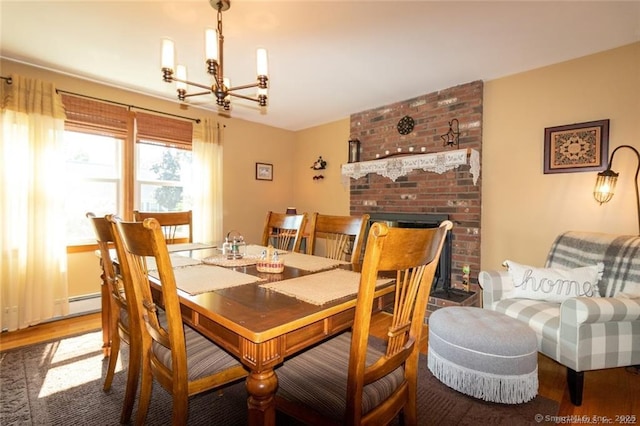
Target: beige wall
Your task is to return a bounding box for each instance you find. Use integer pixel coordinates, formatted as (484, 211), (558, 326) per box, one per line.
(291, 118), (351, 217)
(481, 42), (640, 269)
(222, 119), (296, 243)
(67, 252), (103, 297)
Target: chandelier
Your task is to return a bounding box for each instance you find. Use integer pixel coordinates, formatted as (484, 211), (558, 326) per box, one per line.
(160, 0), (268, 111)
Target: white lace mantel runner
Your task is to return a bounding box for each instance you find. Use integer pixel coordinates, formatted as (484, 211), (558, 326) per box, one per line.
(341, 148), (480, 186)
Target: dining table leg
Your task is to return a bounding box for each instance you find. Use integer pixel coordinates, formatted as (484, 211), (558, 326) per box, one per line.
(246, 368), (279, 426)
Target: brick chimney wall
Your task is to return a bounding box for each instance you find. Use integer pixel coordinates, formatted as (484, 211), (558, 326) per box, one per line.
(348, 80), (483, 295)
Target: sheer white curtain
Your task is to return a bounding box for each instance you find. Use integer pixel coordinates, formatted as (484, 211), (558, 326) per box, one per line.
(191, 118), (223, 245)
(0, 74), (69, 331)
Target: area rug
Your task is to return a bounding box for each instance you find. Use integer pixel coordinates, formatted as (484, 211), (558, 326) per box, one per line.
(0, 331), (559, 425)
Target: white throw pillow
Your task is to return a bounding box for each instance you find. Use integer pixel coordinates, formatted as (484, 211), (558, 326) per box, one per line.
(502, 260), (603, 303)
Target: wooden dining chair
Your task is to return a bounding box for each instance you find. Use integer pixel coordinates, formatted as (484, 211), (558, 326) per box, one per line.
(305, 213), (370, 264)
(133, 210), (193, 244)
(260, 211), (308, 252)
(274, 220), (454, 426)
(86, 213), (141, 424)
(111, 217), (248, 425)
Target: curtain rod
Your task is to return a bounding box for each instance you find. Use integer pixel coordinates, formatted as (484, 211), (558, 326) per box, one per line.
(2, 75), (203, 124)
(55, 88), (201, 124)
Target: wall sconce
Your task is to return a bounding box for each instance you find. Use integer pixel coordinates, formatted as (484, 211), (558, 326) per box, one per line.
(441, 119), (460, 148)
(593, 144), (640, 233)
(348, 139), (361, 163)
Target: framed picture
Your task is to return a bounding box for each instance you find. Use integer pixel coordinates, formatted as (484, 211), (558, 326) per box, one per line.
(543, 119), (609, 174)
(255, 162), (273, 181)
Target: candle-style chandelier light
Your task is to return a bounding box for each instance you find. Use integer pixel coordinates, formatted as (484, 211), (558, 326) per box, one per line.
(160, 0), (268, 111)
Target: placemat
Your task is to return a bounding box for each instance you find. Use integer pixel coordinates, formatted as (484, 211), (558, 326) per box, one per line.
(201, 255), (261, 267)
(167, 242), (217, 252)
(260, 269), (393, 305)
(144, 254), (202, 270)
(278, 252), (349, 272)
(148, 264), (265, 295)
(110, 253), (202, 270)
(244, 244), (288, 257)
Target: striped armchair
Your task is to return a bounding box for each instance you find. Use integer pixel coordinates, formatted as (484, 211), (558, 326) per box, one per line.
(479, 231), (640, 406)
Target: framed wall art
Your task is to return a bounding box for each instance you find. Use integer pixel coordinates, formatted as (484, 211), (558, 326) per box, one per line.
(255, 162), (273, 181)
(543, 119), (609, 174)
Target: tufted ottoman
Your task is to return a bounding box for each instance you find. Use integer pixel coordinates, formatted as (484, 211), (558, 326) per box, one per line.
(427, 306), (538, 404)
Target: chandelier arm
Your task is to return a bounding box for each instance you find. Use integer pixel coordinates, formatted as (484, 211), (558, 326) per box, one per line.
(227, 92), (261, 103)
(228, 82), (260, 92)
(173, 79), (215, 91)
(182, 91), (212, 98)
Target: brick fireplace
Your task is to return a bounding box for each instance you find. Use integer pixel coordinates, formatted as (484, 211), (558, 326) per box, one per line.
(347, 80), (483, 317)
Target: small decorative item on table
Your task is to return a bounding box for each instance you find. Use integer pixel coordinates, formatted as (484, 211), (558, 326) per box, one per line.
(256, 245), (285, 273)
(222, 230), (246, 259)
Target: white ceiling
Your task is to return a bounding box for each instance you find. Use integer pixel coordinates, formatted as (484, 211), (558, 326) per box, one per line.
(1, 1), (639, 131)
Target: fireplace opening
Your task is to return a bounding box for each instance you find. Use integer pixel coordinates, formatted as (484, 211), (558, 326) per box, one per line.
(365, 212), (452, 296)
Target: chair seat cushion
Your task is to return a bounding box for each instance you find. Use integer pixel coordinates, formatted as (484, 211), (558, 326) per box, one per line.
(275, 332), (405, 422)
(152, 322), (241, 382)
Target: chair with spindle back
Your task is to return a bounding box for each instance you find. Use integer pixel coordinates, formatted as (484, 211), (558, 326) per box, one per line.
(133, 210), (192, 244)
(86, 212), (141, 424)
(260, 211), (308, 252)
(275, 220), (453, 426)
(305, 213), (370, 264)
(111, 217), (248, 424)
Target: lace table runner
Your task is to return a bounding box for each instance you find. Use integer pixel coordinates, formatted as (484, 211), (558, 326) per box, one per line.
(148, 264), (265, 295)
(260, 269), (393, 305)
(200, 244), (290, 267)
(340, 148), (480, 185)
(201, 255), (261, 267)
(244, 244), (288, 257)
(279, 252), (349, 272)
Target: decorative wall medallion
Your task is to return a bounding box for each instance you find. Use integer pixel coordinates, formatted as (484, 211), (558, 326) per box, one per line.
(397, 115), (415, 135)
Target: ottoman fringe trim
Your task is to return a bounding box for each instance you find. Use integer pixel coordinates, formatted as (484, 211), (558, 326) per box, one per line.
(428, 347), (538, 404)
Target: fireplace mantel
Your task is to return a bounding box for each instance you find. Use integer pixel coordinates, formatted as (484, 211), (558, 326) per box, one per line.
(341, 148), (480, 185)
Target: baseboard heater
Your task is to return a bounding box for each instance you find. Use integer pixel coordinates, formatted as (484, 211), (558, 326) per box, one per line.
(68, 292), (101, 316)
(1, 293), (101, 332)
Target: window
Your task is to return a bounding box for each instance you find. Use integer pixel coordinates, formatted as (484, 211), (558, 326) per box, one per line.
(61, 94), (194, 246)
(136, 141), (193, 212)
(63, 131), (122, 244)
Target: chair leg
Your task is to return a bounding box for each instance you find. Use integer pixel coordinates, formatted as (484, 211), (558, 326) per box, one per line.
(120, 340), (141, 424)
(403, 381), (417, 426)
(171, 394), (189, 425)
(103, 332), (120, 391)
(567, 368), (584, 406)
(134, 358), (153, 426)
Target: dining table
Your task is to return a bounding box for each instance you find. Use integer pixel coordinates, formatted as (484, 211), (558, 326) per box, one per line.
(141, 244), (396, 425)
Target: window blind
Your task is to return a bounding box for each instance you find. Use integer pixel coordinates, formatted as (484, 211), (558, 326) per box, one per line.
(61, 94), (129, 138)
(136, 111), (193, 149)
(61, 94), (194, 149)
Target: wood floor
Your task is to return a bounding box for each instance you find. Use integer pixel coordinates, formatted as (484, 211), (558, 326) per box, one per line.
(2, 312), (638, 423)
